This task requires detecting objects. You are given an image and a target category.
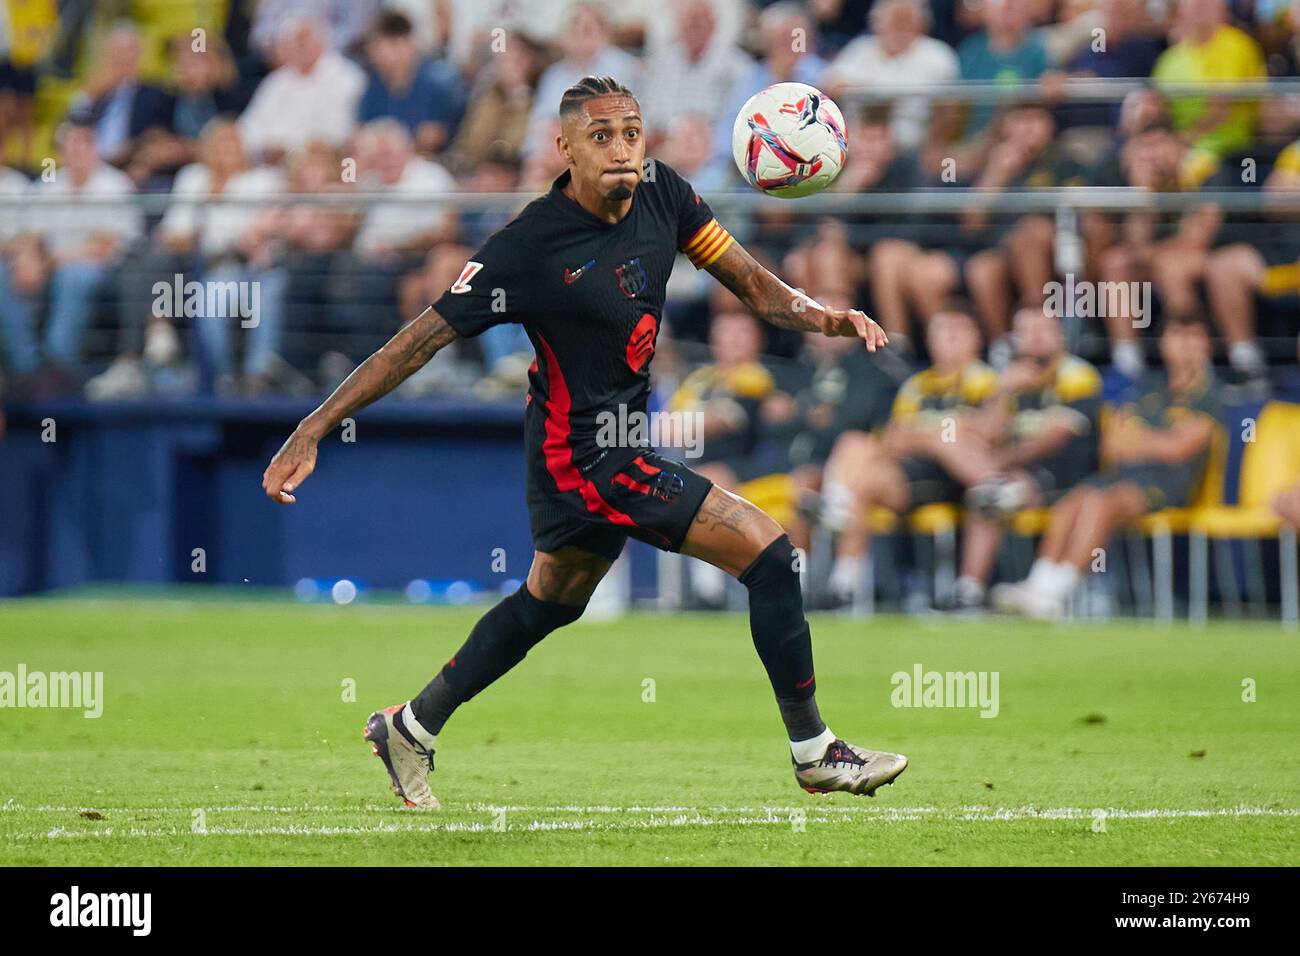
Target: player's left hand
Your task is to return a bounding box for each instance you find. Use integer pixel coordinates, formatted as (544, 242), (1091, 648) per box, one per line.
(821, 308), (889, 352)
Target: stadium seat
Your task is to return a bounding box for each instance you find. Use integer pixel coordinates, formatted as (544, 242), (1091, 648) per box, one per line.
(863, 503), (960, 613)
(1006, 410), (1227, 620)
(1188, 402), (1300, 626)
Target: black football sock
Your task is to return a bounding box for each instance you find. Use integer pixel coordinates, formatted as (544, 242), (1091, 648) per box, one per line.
(776, 694), (826, 745)
(410, 583), (585, 736)
(738, 534), (827, 742)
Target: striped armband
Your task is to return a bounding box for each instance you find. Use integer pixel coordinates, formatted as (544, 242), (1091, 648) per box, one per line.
(681, 218), (734, 269)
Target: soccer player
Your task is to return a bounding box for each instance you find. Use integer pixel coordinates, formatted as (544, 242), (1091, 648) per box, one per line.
(993, 313), (1222, 619)
(262, 76), (907, 808)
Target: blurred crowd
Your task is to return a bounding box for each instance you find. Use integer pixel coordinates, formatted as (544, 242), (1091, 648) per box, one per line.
(3, 0), (1300, 613)
(0, 0), (1297, 404)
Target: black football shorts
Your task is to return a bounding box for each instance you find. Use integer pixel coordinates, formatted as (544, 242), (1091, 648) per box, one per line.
(527, 450), (714, 561)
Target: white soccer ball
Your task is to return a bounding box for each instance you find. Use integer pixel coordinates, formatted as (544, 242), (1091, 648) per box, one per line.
(731, 82), (848, 198)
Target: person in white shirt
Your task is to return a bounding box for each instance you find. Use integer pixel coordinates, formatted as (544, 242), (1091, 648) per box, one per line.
(328, 119), (457, 364)
(88, 119), (290, 399)
(821, 0), (960, 154)
(238, 14), (366, 164)
(0, 118), (140, 378)
(639, 0), (755, 145)
(351, 120), (457, 257)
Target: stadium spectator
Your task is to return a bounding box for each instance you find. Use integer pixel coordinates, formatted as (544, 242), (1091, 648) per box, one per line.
(522, 3), (641, 159)
(238, 15), (366, 164)
(806, 0), (878, 56)
(446, 31), (541, 176)
(993, 312), (1222, 619)
(1152, 0), (1267, 169)
(664, 302), (776, 603)
(250, 0), (380, 61)
(0, 0), (56, 169)
(0, 117), (141, 387)
(949, 307), (1103, 610)
(456, 145), (524, 247)
(72, 23), (175, 171)
(326, 119), (457, 366)
(766, 290), (904, 554)
(1085, 104), (1225, 377)
(667, 304), (775, 492)
(952, 0), (1049, 140)
(780, 220), (862, 359)
(87, 118), (287, 399)
(1202, 137), (1300, 385)
(819, 305), (999, 605)
(359, 10), (468, 156)
(821, 0), (960, 154)
(119, 33), (250, 188)
(639, 0), (754, 144)
(882, 102), (1085, 362)
(274, 141), (361, 382)
(963, 103), (1086, 360)
(1047, 0), (1165, 149)
(715, 2), (828, 166)
(661, 112), (735, 193)
(833, 106), (922, 224)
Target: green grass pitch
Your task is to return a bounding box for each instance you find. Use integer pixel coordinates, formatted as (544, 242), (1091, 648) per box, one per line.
(1, 595), (1297, 866)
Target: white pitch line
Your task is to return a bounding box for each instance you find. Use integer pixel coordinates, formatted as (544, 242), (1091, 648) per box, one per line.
(5, 802), (1300, 817)
(29, 815), (863, 839)
(3, 803), (1297, 842)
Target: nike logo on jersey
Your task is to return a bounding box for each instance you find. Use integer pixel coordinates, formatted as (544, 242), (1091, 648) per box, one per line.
(450, 260), (483, 294)
(563, 259), (596, 284)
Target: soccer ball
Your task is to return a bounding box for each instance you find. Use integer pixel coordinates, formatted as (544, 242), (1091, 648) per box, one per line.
(731, 82), (848, 198)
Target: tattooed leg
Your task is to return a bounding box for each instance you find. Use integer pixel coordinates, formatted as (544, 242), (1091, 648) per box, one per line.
(681, 485), (785, 577)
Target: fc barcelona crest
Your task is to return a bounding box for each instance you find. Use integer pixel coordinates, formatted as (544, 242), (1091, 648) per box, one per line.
(616, 257), (648, 298)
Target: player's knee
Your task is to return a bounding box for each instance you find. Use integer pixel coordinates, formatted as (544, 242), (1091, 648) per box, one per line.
(739, 534), (803, 599)
(512, 583), (587, 633)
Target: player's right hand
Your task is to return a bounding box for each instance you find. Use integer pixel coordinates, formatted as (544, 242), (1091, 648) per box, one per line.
(820, 307), (888, 352)
(262, 429), (318, 505)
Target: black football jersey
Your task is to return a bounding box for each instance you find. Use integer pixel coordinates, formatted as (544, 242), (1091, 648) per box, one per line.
(433, 162), (734, 476)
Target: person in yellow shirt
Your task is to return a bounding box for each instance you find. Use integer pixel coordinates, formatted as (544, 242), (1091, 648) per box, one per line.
(820, 303), (998, 604)
(951, 307), (1103, 610)
(0, 0), (58, 167)
(1152, 0), (1267, 166)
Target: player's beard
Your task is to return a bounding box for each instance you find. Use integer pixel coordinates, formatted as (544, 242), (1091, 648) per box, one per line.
(606, 182), (634, 201)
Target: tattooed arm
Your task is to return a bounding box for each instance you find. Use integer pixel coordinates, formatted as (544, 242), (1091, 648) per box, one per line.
(262, 306), (458, 504)
(704, 240), (888, 351)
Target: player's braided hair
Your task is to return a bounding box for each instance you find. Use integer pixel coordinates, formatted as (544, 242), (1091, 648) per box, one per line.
(559, 75), (638, 119)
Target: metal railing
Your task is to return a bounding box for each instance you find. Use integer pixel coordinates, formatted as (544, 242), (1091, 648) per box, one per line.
(3, 187), (1300, 215)
(837, 77), (1300, 103)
